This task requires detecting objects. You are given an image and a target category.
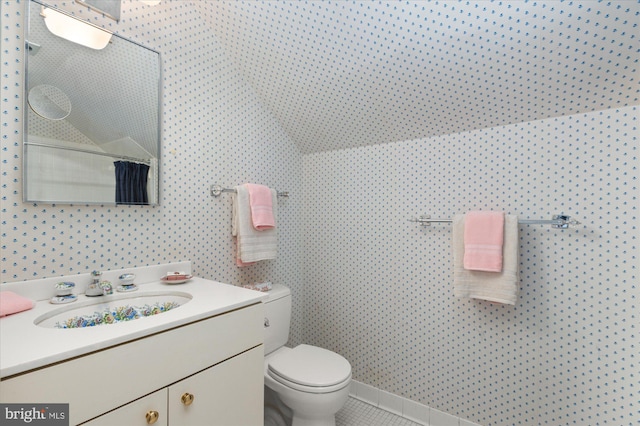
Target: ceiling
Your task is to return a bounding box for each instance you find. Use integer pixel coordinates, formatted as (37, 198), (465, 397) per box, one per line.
(198, 1), (639, 155)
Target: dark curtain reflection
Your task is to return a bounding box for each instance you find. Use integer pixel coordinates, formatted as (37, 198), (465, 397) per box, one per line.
(114, 161), (150, 205)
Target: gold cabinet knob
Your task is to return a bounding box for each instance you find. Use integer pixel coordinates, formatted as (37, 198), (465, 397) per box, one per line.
(145, 410), (159, 424)
(181, 392), (194, 406)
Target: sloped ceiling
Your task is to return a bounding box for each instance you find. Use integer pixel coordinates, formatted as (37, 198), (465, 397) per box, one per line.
(197, 0), (639, 155)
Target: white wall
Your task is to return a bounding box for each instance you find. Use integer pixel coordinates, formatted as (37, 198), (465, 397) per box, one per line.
(302, 107), (638, 425)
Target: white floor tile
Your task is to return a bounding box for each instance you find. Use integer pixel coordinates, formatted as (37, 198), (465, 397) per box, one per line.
(337, 397), (423, 426)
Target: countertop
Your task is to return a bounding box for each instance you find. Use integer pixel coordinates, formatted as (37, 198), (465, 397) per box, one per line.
(0, 277), (267, 378)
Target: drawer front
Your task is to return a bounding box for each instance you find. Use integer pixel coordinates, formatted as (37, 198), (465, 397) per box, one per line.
(0, 303), (263, 425)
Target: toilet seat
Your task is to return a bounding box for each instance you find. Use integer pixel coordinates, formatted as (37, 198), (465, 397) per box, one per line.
(267, 345), (351, 394)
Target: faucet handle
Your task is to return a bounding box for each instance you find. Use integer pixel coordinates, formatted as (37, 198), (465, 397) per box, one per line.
(119, 273), (136, 286)
(100, 280), (113, 295)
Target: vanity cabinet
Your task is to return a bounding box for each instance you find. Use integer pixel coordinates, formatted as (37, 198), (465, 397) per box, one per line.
(84, 346), (263, 426)
(0, 303), (264, 425)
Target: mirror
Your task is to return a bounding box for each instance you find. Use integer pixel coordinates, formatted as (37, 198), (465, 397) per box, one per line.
(24, 0), (161, 205)
(76, 0), (121, 22)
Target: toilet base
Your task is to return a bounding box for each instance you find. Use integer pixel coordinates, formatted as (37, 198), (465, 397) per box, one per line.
(264, 376), (349, 426)
(291, 415), (337, 426)
(265, 386), (292, 426)
(277, 382), (349, 426)
(264, 346), (351, 426)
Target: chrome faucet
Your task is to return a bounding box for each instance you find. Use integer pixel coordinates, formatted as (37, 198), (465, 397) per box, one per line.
(86, 270), (112, 296)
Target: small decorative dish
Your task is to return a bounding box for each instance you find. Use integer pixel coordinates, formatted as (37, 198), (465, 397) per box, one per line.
(160, 275), (193, 285)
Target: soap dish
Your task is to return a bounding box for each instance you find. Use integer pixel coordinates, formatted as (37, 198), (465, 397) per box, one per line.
(50, 294), (77, 304)
(160, 274), (193, 284)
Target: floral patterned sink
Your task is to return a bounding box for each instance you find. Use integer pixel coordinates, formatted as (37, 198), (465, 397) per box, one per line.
(34, 291), (192, 329)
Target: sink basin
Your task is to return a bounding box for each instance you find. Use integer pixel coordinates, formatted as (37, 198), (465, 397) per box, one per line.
(34, 291), (192, 329)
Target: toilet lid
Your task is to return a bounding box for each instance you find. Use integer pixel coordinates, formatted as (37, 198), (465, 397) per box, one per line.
(268, 344), (351, 388)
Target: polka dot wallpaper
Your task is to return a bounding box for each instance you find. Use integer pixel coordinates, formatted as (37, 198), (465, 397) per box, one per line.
(303, 106), (637, 425)
(205, 0), (639, 155)
(1, 1), (638, 425)
(1, 0), (304, 338)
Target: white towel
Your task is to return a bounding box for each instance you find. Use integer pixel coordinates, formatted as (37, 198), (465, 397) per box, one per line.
(232, 185), (277, 263)
(453, 214), (519, 305)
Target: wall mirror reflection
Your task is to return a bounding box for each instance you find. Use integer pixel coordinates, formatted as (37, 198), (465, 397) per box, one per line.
(76, 0), (121, 22)
(24, 0), (161, 206)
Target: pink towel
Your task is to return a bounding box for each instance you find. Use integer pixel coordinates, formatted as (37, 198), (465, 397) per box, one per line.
(246, 183), (275, 230)
(0, 291), (35, 317)
(463, 211), (505, 272)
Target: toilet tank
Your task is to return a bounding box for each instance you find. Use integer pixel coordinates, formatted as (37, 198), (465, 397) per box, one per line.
(263, 284), (291, 356)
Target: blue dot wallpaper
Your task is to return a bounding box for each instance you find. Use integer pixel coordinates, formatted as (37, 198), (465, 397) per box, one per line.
(1, 1), (637, 425)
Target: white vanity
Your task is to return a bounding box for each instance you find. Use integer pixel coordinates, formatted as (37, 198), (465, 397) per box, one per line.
(0, 262), (266, 425)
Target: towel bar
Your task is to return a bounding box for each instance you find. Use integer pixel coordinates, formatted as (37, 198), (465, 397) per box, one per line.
(409, 214), (580, 229)
(210, 184), (289, 198)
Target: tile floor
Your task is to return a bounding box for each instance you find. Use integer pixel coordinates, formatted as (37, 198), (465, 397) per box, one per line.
(336, 397), (422, 426)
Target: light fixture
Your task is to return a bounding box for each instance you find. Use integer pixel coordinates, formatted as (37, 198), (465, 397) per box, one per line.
(141, 0), (161, 5)
(41, 6), (112, 50)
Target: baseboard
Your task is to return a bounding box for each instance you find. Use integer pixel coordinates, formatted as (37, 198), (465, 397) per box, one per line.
(348, 380), (481, 426)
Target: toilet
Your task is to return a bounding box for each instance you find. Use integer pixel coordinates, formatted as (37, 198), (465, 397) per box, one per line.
(263, 284), (352, 426)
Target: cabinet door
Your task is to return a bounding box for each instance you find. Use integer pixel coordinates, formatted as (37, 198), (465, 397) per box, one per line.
(82, 389), (167, 426)
(168, 345), (263, 426)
